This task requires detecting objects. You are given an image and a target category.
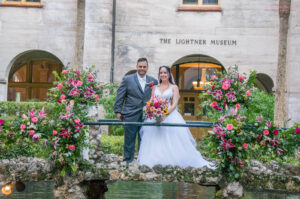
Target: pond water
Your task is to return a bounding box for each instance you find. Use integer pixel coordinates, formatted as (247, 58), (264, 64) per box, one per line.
(1, 181), (300, 199)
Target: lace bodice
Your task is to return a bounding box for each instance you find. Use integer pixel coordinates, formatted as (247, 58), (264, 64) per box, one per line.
(154, 86), (173, 101)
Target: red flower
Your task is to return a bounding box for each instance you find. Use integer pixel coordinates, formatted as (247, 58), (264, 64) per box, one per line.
(148, 81), (154, 88)
(226, 124), (234, 131)
(53, 130), (58, 136)
(68, 145), (75, 150)
(240, 161), (245, 166)
(295, 128), (300, 134)
(31, 117), (38, 123)
(20, 124), (26, 130)
(88, 74), (94, 79)
(273, 129), (279, 135)
(221, 139), (235, 150)
(246, 90), (251, 96)
(210, 101), (218, 107)
(0, 119), (4, 125)
(222, 83), (230, 90)
(263, 130), (269, 135)
(261, 141), (266, 146)
(52, 151), (57, 156)
(243, 143), (248, 149)
(28, 130), (35, 136)
(60, 95), (66, 100)
(235, 104), (241, 110)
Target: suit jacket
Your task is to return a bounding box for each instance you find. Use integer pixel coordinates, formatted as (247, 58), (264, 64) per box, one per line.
(114, 73), (158, 122)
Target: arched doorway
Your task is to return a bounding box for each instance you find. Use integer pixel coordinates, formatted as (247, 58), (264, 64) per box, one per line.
(7, 50), (63, 101)
(171, 54), (225, 140)
(255, 73), (274, 93)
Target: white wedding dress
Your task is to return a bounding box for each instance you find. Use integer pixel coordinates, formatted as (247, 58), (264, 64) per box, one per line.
(137, 86), (215, 169)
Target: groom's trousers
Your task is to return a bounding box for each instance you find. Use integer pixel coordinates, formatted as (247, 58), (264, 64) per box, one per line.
(123, 115), (142, 163)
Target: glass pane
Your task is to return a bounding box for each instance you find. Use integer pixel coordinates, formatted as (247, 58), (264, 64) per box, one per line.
(206, 68), (219, 81)
(184, 103), (194, 116)
(183, 0), (198, 5)
(31, 88), (49, 101)
(26, 0), (41, 2)
(10, 64), (27, 82)
(203, 0), (218, 5)
(184, 97), (188, 101)
(184, 67), (202, 90)
(7, 87), (27, 102)
(189, 97), (195, 102)
(32, 61), (59, 83)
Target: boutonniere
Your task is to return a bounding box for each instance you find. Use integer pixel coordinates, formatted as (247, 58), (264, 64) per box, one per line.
(147, 81), (154, 88)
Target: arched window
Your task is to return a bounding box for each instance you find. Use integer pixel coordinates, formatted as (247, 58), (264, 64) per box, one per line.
(7, 50), (62, 101)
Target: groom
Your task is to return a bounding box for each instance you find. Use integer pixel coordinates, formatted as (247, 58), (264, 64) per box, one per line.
(114, 57), (158, 163)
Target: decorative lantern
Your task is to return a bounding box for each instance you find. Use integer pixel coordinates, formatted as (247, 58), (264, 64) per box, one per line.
(1, 183), (12, 195)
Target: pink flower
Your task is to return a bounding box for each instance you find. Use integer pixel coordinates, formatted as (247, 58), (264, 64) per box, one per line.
(52, 151), (57, 156)
(38, 110), (46, 119)
(210, 101), (218, 107)
(263, 129), (269, 135)
(88, 74), (94, 79)
(148, 81), (154, 87)
(206, 90), (211, 94)
(243, 143), (248, 149)
(297, 150), (300, 157)
(239, 75), (245, 82)
(20, 124), (26, 130)
(0, 119), (4, 125)
(57, 99), (62, 104)
(57, 83), (63, 89)
(266, 121), (272, 128)
(246, 90), (251, 96)
(32, 134), (40, 143)
(261, 141), (266, 146)
(222, 83), (230, 90)
(240, 161), (245, 166)
(273, 129), (279, 135)
(95, 94), (100, 101)
(226, 124), (234, 131)
(76, 81), (83, 87)
(28, 130), (35, 136)
(53, 130), (58, 136)
(211, 75), (216, 81)
(60, 95), (66, 100)
(295, 128), (300, 134)
(235, 104), (241, 110)
(74, 118), (81, 124)
(220, 139), (235, 150)
(68, 145), (75, 150)
(31, 117), (38, 123)
(256, 116), (263, 122)
(62, 70), (68, 74)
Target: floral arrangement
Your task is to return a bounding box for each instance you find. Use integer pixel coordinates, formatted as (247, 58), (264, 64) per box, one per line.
(48, 66), (103, 105)
(202, 66), (286, 181)
(144, 96), (169, 121)
(47, 66), (104, 175)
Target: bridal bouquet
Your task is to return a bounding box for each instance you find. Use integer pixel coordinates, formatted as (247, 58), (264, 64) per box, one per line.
(144, 96), (169, 121)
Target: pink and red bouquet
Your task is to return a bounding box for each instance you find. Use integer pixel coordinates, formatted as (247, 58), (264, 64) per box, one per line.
(144, 96), (169, 121)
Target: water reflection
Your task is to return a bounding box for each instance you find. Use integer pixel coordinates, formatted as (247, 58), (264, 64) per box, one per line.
(105, 181), (215, 199)
(1, 181), (300, 199)
(0, 181), (55, 199)
(244, 189), (300, 199)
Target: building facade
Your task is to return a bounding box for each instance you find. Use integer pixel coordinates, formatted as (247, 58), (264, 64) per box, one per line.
(0, 0), (299, 126)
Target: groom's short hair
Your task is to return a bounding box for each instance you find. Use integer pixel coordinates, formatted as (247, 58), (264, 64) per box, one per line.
(137, 57), (148, 65)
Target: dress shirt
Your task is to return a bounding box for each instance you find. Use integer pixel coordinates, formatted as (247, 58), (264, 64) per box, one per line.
(137, 73), (146, 92)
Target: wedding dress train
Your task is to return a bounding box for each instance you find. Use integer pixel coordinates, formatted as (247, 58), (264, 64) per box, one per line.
(137, 86), (215, 169)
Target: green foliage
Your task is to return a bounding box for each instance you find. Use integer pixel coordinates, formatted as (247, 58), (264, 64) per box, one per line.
(100, 83), (124, 136)
(101, 134), (124, 156)
(246, 89), (275, 123)
(0, 101), (56, 119)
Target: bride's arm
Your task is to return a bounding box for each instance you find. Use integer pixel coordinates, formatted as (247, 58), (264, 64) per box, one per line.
(168, 85), (180, 114)
(151, 86), (156, 97)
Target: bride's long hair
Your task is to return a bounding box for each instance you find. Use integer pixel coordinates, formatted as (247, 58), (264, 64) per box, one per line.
(158, 66), (175, 84)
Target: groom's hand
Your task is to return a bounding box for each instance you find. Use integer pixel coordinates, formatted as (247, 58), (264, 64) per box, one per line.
(116, 113), (123, 121)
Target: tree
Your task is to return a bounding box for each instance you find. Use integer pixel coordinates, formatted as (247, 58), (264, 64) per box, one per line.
(274, 0), (291, 127)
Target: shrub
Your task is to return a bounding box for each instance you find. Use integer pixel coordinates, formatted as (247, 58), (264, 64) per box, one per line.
(101, 134), (124, 156)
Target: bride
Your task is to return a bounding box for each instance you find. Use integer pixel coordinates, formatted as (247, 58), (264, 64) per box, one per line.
(137, 66), (215, 169)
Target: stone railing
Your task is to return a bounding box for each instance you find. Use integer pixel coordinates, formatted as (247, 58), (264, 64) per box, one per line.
(1, 156), (300, 199)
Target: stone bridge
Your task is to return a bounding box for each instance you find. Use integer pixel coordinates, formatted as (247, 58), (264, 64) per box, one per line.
(1, 155), (300, 199)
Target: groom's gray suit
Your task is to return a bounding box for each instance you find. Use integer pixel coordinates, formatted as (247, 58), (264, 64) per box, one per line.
(114, 73), (158, 163)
